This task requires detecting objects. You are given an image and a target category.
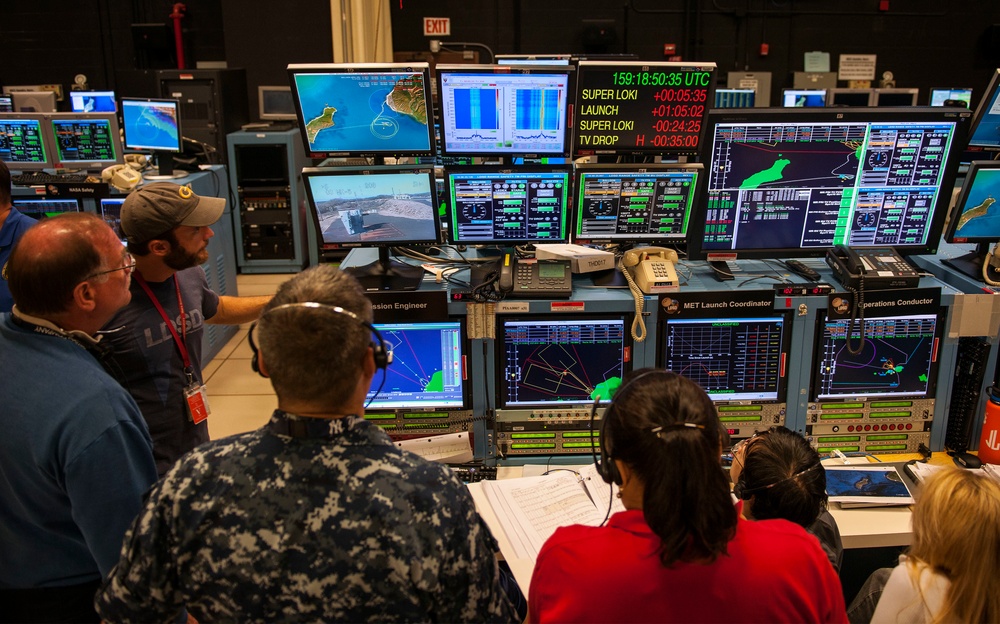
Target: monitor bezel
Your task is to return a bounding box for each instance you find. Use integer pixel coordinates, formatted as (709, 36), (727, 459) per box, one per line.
(656, 310), (793, 404)
(257, 85), (297, 121)
(944, 159), (1000, 244)
(443, 164), (574, 245)
(68, 90), (118, 113)
(495, 54), (572, 66)
(0, 113), (55, 171)
(98, 197), (127, 243)
(781, 88), (828, 107)
(48, 112), (124, 170)
(809, 309), (943, 402)
(873, 88), (920, 107)
(571, 162), (703, 245)
(120, 97), (183, 154)
(967, 69), (1000, 150)
(687, 106), (971, 260)
(365, 317), (472, 412)
(435, 63), (575, 158)
(287, 62), (436, 158)
(573, 60), (717, 157)
(301, 164), (442, 250)
(827, 88), (875, 107)
(496, 312), (634, 410)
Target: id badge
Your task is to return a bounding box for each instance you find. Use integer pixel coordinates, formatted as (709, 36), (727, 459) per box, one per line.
(184, 384), (211, 425)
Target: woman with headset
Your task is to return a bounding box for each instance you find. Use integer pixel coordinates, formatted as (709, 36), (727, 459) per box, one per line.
(528, 369), (847, 623)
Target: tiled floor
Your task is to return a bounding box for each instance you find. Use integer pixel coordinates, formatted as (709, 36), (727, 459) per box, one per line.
(205, 273), (292, 440)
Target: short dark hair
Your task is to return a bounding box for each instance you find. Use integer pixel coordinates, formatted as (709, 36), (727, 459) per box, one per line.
(0, 159), (11, 208)
(740, 426), (827, 528)
(603, 369), (737, 566)
(8, 213), (109, 315)
(126, 228), (177, 257)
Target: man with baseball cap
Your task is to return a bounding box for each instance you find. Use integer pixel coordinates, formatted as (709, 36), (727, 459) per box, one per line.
(101, 182), (273, 475)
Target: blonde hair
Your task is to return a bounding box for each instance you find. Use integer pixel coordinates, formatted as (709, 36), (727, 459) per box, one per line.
(908, 468), (1000, 624)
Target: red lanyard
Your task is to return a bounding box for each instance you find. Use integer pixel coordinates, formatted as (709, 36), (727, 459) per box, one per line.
(134, 272), (193, 378)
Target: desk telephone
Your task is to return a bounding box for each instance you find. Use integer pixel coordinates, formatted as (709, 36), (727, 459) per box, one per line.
(621, 247), (679, 294)
(825, 245), (919, 291)
(497, 252), (573, 298)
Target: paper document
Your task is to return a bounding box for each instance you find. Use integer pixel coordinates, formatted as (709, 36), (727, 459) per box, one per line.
(395, 432), (473, 464)
(480, 463), (625, 560)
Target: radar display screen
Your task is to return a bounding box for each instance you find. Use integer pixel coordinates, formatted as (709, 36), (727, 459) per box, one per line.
(366, 321), (465, 410)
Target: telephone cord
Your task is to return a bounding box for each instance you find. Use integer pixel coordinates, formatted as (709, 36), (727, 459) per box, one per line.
(845, 273), (865, 355)
(620, 263), (647, 342)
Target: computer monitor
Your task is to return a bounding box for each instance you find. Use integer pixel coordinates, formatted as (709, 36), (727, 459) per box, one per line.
(873, 88), (919, 107)
(69, 90), (117, 113)
(257, 85), (297, 121)
(49, 113), (123, 170)
(659, 314), (789, 402)
(302, 165), (440, 291)
(11, 198), (80, 220)
(828, 88), (874, 107)
(366, 320), (467, 410)
(0, 114), (54, 171)
(726, 71), (772, 107)
(782, 89), (826, 107)
(99, 198), (127, 244)
(572, 163), (702, 244)
(12, 91), (57, 113)
(497, 314), (631, 409)
(942, 160), (1000, 280)
(436, 64), (573, 157)
(0, 96), (12, 113)
(967, 69), (1000, 150)
(689, 107), (970, 260)
(120, 97), (185, 179)
(444, 166), (572, 245)
(573, 60), (716, 157)
(287, 63), (435, 159)
(812, 312), (939, 401)
(929, 88), (973, 107)
(714, 89), (756, 108)
(495, 55), (572, 66)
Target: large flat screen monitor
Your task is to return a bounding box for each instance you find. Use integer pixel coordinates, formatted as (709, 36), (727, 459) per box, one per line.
(873, 88), (919, 107)
(302, 165), (440, 290)
(120, 97), (184, 178)
(288, 63), (435, 158)
(573, 61), (716, 156)
(0, 114), (53, 170)
(69, 90), (117, 113)
(942, 160), (1000, 280)
(659, 315), (789, 402)
(572, 163), (701, 244)
(49, 113), (123, 170)
(812, 312), (939, 401)
(12, 91), (56, 113)
(99, 198), (127, 244)
(366, 320), (467, 410)
(689, 107), (970, 260)
(12, 198), (80, 220)
(498, 315), (631, 409)
(444, 166), (571, 244)
(782, 89), (826, 107)
(714, 88), (755, 109)
(436, 64), (573, 157)
(929, 88), (973, 107)
(968, 69), (1000, 150)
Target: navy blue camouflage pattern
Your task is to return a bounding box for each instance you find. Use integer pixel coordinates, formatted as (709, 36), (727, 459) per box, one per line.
(95, 411), (518, 623)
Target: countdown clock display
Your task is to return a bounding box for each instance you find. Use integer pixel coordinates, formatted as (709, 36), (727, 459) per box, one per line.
(574, 61), (717, 156)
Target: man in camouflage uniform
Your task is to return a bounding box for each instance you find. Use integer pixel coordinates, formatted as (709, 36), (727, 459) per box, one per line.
(95, 265), (519, 622)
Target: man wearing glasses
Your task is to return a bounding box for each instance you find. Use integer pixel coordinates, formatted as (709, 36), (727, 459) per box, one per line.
(0, 213), (158, 622)
(101, 182), (272, 476)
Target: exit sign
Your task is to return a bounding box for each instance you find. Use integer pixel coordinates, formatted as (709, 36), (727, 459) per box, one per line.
(424, 17), (450, 36)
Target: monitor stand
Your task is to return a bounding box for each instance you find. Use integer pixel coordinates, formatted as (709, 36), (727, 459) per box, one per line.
(343, 247), (424, 291)
(941, 244), (1000, 283)
(143, 150), (188, 181)
(709, 260), (735, 282)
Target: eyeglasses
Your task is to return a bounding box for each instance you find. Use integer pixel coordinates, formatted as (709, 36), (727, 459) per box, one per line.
(85, 252), (136, 280)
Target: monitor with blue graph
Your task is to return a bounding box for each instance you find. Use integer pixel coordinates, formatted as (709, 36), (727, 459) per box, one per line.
(436, 64), (573, 157)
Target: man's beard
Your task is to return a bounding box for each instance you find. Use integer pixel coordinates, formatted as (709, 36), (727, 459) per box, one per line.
(163, 245), (208, 270)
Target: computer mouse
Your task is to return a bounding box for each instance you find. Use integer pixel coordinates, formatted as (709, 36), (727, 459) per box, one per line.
(953, 452), (982, 469)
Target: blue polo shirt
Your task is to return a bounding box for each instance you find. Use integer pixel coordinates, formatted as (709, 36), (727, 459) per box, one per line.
(0, 208), (38, 312)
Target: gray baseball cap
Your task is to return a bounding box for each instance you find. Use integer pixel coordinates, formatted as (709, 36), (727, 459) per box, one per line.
(121, 182), (226, 244)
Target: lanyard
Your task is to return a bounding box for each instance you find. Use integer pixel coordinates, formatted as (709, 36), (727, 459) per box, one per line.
(134, 272), (194, 384)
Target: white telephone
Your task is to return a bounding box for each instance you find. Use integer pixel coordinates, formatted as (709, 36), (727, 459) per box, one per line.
(621, 247), (679, 294)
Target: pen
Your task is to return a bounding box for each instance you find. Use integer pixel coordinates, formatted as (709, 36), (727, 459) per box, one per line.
(832, 449), (850, 464)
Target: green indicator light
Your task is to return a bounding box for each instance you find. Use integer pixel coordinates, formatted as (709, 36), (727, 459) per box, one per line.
(564, 441), (598, 448)
(871, 401), (912, 408)
(511, 443), (557, 449)
(719, 415), (762, 422)
(868, 444), (908, 451)
(867, 434), (908, 441)
(404, 423), (449, 429)
(719, 405), (763, 412)
(503, 207), (522, 212)
(510, 433), (556, 439)
(817, 445), (861, 453)
(376, 424), (393, 430)
(817, 436), (861, 443)
(364, 414), (396, 420)
(627, 218), (645, 223)
(403, 412), (448, 419)
(503, 223), (520, 228)
(820, 413), (863, 420)
(822, 403), (865, 409)
(564, 431), (598, 438)
(871, 411), (911, 418)
(536, 207), (555, 212)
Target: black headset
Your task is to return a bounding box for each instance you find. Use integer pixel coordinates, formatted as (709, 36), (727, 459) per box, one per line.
(248, 302), (391, 376)
(733, 458), (823, 500)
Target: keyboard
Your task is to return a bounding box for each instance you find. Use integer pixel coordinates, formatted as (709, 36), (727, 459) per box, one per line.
(12, 172), (91, 186)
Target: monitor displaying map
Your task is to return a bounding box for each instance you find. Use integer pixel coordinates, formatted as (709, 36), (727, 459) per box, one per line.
(946, 160), (1000, 243)
(288, 63), (435, 158)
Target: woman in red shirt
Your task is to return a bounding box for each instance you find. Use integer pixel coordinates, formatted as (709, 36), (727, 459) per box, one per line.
(528, 369), (847, 623)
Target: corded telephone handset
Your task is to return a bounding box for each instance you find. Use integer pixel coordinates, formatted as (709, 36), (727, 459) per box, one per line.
(497, 252), (573, 298)
(620, 247), (680, 343)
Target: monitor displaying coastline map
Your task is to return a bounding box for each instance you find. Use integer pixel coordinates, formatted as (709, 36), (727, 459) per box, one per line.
(288, 63), (435, 157)
(946, 160), (1000, 243)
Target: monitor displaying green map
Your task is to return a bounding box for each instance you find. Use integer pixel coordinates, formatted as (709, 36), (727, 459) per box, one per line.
(288, 63), (435, 158)
(946, 160), (1000, 243)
